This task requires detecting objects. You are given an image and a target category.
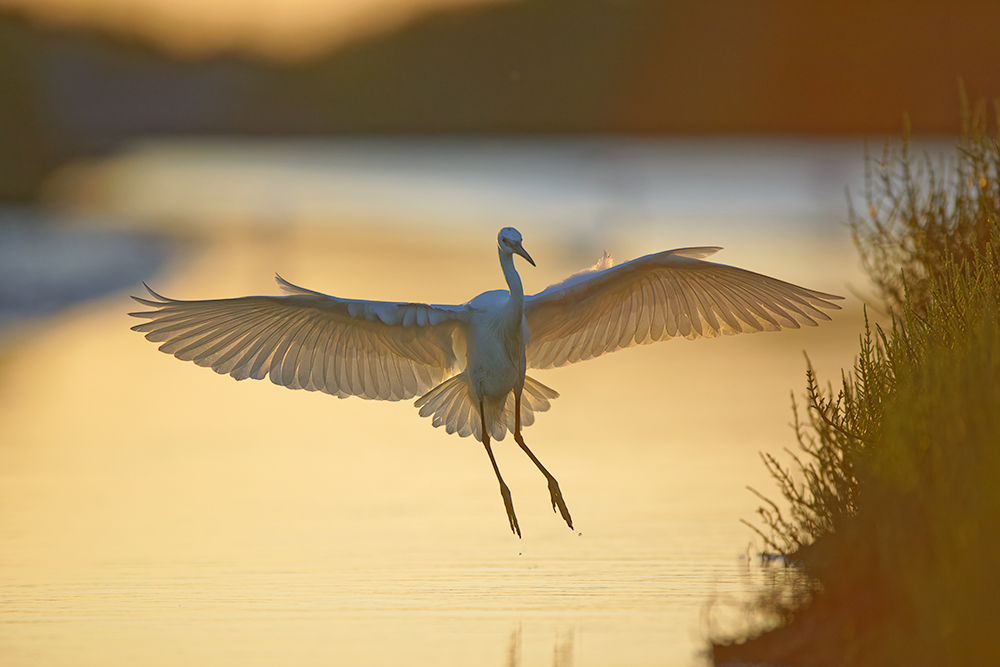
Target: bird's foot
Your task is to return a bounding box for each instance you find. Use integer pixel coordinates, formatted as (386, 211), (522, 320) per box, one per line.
(500, 481), (521, 538)
(513, 430), (573, 531)
(547, 478), (574, 530)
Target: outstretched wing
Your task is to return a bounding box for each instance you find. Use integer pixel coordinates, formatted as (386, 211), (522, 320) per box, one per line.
(524, 247), (843, 369)
(129, 275), (468, 401)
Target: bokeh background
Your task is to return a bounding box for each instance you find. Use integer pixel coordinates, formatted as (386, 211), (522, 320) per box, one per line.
(4, 0), (1000, 202)
(1, 1), (997, 665)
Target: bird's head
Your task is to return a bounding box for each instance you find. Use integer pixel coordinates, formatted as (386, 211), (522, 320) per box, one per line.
(498, 227), (535, 267)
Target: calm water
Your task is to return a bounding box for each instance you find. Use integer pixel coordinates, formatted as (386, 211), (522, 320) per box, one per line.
(1, 138), (876, 665)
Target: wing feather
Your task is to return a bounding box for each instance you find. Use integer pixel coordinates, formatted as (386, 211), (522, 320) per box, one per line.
(130, 278), (468, 401)
(525, 248), (843, 369)
(227, 319), (275, 381)
(670, 273), (695, 338)
(648, 277), (667, 340)
(292, 316), (323, 390)
(321, 324), (343, 397)
(696, 275), (751, 332)
(304, 318), (330, 392)
(247, 312), (297, 380)
(270, 316), (306, 388)
(709, 275), (778, 330)
(635, 279), (653, 344)
(689, 278), (719, 336)
(187, 315), (264, 367)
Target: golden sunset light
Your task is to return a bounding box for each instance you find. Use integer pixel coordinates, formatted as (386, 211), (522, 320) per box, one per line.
(3, 0), (999, 663)
(0, 0), (505, 57)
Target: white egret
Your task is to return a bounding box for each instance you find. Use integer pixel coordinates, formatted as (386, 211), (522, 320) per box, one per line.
(130, 227), (842, 536)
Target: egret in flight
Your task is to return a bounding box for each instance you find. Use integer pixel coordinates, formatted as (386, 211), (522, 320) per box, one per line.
(130, 228), (842, 536)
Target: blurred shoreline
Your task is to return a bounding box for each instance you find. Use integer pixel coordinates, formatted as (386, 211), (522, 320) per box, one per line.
(47, 135), (880, 234)
(4, 2), (997, 202)
(3, 135), (896, 334)
(0, 207), (173, 334)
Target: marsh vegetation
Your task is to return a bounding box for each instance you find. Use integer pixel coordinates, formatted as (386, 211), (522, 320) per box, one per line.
(715, 99), (1000, 665)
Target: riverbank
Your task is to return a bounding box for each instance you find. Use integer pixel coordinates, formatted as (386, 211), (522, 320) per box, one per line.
(0, 208), (172, 334)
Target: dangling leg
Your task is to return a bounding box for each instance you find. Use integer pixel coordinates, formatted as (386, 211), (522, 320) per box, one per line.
(481, 399), (520, 537)
(514, 390), (574, 529)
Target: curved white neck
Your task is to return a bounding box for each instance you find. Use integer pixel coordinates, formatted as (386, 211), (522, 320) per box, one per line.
(499, 248), (524, 302)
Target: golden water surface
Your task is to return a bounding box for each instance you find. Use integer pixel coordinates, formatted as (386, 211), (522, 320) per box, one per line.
(0, 224), (864, 666)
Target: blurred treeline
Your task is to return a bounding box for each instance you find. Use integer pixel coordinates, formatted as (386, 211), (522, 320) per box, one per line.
(4, 0), (1000, 201)
(717, 103), (1000, 664)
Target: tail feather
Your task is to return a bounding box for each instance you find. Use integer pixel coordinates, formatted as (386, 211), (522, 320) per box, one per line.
(414, 374), (559, 441)
(502, 375), (559, 432)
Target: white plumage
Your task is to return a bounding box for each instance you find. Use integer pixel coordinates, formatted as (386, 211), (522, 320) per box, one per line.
(130, 227), (842, 536)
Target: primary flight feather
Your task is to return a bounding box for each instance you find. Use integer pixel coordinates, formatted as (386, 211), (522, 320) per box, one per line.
(130, 227), (842, 536)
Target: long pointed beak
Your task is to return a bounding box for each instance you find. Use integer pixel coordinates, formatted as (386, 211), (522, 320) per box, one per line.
(512, 241), (535, 267)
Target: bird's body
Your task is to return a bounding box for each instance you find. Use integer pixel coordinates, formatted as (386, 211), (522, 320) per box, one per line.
(460, 244), (533, 440)
(468, 291), (525, 414)
(131, 228), (843, 536)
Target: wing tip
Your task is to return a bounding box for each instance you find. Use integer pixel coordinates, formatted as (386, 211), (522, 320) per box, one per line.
(131, 282), (166, 301)
(809, 291), (846, 311)
(128, 283), (172, 317)
(812, 288), (846, 302)
(275, 273), (317, 296)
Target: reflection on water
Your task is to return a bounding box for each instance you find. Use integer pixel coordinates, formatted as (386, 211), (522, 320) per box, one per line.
(2, 139), (873, 665)
(506, 626), (574, 667)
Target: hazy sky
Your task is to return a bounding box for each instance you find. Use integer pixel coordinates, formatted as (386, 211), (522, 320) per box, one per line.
(1, 0), (504, 59)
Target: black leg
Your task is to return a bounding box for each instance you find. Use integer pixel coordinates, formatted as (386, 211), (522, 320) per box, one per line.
(514, 391), (574, 530)
(481, 400), (520, 537)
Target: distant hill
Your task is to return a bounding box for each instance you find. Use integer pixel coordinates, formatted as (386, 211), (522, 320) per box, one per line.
(2, 0), (1000, 200)
(249, 0), (1000, 135)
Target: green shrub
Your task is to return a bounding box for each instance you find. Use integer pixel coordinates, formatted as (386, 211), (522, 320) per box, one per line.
(734, 100), (1000, 664)
(849, 91), (1000, 315)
